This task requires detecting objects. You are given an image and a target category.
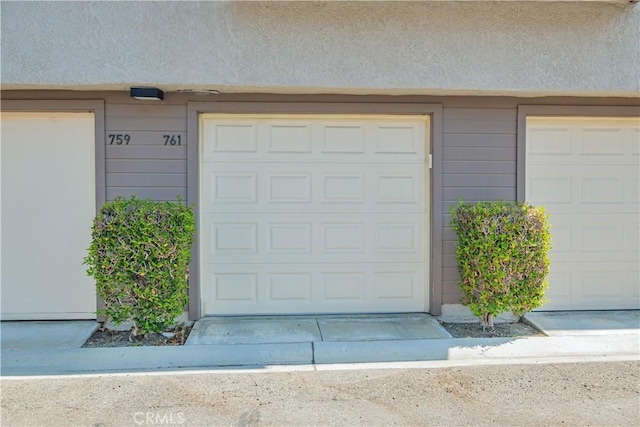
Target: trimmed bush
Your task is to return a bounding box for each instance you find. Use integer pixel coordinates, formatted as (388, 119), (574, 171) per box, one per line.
(85, 196), (195, 336)
(450, 201), (551, 328)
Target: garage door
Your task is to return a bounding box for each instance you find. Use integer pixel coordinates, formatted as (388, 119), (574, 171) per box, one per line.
(200, 115), (429, 315)
(526, 117), (639, 310)
(1, 112), (96, 320)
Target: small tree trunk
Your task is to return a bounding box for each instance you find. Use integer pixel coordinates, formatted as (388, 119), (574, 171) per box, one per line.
(130, 323), (141, 341)
(481, 313), (495, 330)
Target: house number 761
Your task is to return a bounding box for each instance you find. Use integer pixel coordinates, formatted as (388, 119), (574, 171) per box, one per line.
(163, 135), (182, 146)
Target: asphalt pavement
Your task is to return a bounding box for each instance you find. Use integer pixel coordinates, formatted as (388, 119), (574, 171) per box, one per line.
(2, 361), (638, 426)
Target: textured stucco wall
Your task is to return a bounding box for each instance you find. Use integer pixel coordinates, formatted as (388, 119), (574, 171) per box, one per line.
(1, 1), (639, 96)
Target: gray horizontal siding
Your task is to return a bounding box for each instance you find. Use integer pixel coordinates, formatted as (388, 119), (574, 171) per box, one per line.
(106, 187), (187, 201)
(440, 107), (518, 305)
(444, 133), (515, 148)
(106, 173), (186, 187)
(106, 146), (187, 160)
(106, 159), (187, 174)
(105, 103), (188, 201)
(443, 291), (463, 305)
(443, 254), (457, 268)
(442, 227), (458, 242)
(443, 241), (456, 255)
(443, 161), (515, 175)
(107, 117), (187, 132)
(442, 108), (516, 121)
(443, 174), (515, 187)
(443, 188), (516, 203)
(105, 104), (186, 117)
(443, 119), (516, 134)
(443, 147), (516, 161)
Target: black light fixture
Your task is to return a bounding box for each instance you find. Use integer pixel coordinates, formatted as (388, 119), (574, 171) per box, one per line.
(130, 87), (164, 101)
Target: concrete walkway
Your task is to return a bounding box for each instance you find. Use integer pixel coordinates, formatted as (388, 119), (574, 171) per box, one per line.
(1, 311), (638, 376)
(185, 314), (450, 345)
(524, 310), (640, 336)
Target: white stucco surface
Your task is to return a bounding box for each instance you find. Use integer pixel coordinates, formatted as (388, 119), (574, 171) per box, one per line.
(1, 2), (638, 96)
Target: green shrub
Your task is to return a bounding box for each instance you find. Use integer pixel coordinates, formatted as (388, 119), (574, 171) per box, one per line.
(450, 201), (551, 328)
(85, 196), (195, 336)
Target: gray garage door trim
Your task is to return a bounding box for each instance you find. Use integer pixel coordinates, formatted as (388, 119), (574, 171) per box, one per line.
(187, 102), (443, 319)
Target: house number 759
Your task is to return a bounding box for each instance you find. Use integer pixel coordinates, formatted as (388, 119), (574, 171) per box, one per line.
(108, 134), (130, 145)
(163, 135), (182, 146)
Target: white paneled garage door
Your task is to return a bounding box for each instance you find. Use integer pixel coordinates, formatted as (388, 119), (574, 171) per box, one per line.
(200, 115), (429, 315)
(526, 117), (639, 310)
(1, 112), (96, 319)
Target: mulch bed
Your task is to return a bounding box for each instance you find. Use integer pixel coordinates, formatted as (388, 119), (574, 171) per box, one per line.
(82, 324), (192, 348)
(439, 321), (545, 338)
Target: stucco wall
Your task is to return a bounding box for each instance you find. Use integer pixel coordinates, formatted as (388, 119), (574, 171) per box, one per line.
(2, 2), (638, 96)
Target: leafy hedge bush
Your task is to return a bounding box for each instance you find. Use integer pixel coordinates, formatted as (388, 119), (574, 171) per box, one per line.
(85, 197), (195, 336)
(450, 201), (551, 328)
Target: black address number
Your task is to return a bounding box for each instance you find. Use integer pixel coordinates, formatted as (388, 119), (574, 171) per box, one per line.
(108, 134), (130, 145)
(163, 135), (182, 146)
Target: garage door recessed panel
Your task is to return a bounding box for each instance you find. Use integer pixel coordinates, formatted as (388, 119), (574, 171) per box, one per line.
(323, 223), (365, 253)
(268, 273), (312, 301)
(322, 125), (365, 153)
(267, 124), (312, 153)
(214, 223), (257, 253)
(375, 125), (418, 154)
(212, 123), (257, 153)
(527, 127), (572, 156)
(268, 174), (312, 203)
(212, 173), (257, 203)
(323, 175), (365, 202)
(374, 273), (416, 299)
(580, 176), (624, 204)
(579, 128), (624, 156)
(527, 175), (572, 204)
(213, 274), (258, 302)
(580, 270), (625, 299)
(377, 176), (416, 203)
(376, 224), (417, 253)
(323, 273), (365, 301)
(268, 224), (312, 253)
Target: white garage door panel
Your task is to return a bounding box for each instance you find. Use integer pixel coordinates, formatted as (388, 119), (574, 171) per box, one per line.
(200, 115), (429, 315)
(539, 213), (638, 261)
(526, 117), (639, 311)
(527, 165), (638, 214)
(201, 163), (425, 214)
(202, 213), (424, 264)
(546, 263), (639, 310)
(202, 119), (425, 162)
(203, 263), (424, 314)
(1, 112), (96, 320)
(527, 121), (637, 165)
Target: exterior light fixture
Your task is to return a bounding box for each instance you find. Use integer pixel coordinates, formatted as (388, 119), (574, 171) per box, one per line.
(130, 87), (164, 101)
